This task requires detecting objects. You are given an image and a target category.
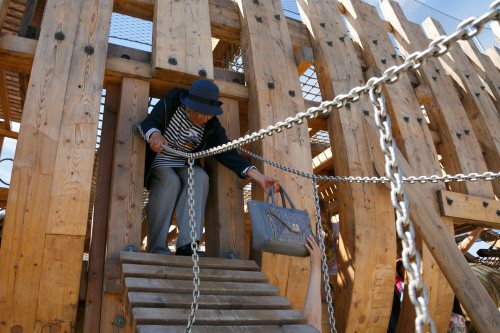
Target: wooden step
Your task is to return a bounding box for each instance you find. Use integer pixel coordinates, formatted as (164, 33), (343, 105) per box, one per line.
(136, 325), (319, 332)
(124, 277), (280, 296)
(127, 292), (292, 310)
(119, 251), (260, 271)
(122, 263), (268, 283)
(131, 308), (306, 326)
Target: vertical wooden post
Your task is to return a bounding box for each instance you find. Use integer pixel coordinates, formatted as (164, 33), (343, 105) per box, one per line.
(100, 77), (149, 332)
(205, 97), (246, 259)
(18, 0), (39, 38)
(340, 0), (454, 331)
(83, 83), (119, 333)
(297, 1), (396, 331)
(422, 18), (500, 198)
(0, 0), (113, 330)
(0, 0), (9, 30)
(152, 0), (213, 83)
(491, 21), (500, 45)
(235, 0), (314, 311)
(485, 46), (500, 71)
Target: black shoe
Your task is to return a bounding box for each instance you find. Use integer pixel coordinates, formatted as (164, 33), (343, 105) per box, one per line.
(175, 243), (206, 257)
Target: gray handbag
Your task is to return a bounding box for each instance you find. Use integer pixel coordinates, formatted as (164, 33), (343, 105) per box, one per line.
(247, 186), (314, 257)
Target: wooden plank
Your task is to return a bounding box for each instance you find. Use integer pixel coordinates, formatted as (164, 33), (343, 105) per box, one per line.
(127, 292), (291, 310)
(0, 0), (9, 30)
(0, 0), (86, 330)
(18, 0), (39, 38)
(125, 277), (280, 296)
(485, 46), (500, 71)
(83, 84), (119, 333)
(340, 1), (455, 331)
(122, 264), (268, 282)
(0, 70), (11, 131)
(297, 1), (396, 331)
(437, 190), (500, 227)
(363, 114), (500, 333)
(380, 0), (494, 198)
(205, 98), (246, 259)
(492, 21), (500, 45)
(152, 0), (213, 83)
(120, 251), (260, 271)
(422, 18), (500, 199)
(457, 39), (500, 113)
(235, 0), (315, 313)
(132, 308), (305, 326)
(136, 325), (318, 333)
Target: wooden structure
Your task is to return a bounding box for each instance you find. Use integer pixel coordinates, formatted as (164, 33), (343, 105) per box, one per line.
(0, 0), (499, 332)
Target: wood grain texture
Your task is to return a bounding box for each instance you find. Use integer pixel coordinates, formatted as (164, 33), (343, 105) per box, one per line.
(136, 325), (318, 333)
(297, 0), (396, 331)
(340, 0), (454, 331)
(485, 46), (500, 71)
(363, 114), (500, 333)
(205, 98), (246, 259)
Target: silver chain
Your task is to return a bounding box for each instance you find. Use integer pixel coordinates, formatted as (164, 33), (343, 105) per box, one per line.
(185, 158), (200, 333)
(371, 89), (435, 333)
(238, 147), (500, 185)
(312, 177), (337, 333)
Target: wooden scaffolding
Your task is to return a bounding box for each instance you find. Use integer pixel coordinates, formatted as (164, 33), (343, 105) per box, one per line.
(0, 0), (500, 332)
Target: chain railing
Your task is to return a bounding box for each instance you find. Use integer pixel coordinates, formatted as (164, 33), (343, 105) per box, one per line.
(136, 2), (500, 331)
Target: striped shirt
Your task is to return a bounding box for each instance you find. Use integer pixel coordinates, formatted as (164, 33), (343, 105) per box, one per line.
(148, 105), (205, 168)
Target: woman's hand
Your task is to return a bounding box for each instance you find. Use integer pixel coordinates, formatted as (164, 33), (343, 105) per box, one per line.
(305, 235), (321, 273)
(246, 168), (280, 193)
(149, 131), (168, 153)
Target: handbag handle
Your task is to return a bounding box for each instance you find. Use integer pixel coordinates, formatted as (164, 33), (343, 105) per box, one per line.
(265, 185), (296, 210)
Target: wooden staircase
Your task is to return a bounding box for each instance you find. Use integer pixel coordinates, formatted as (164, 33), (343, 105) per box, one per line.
(119, 251), (318, 332)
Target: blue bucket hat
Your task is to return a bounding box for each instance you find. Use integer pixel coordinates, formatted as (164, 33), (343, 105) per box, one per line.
(180, 79), (223, 116)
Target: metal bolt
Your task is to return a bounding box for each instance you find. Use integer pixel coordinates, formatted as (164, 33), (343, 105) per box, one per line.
(327, 41), (333, 47)
(483, 201), (489, 208)
(404, 116), (409, 122)
(115, 280), (121, 286)
(115, 315), (126, 328)
(267, 82), (275, 89)
(120, 54), (131, 60)
(253, 0), (259, 4)
(274, 14), (280, 20)
(432, 76), (437, 81)
(93, 273), (97, 278)
(372, 39), (378, 45)
(480, 85), (485, 90)
(447, 198), (453, 205)
(320, 22), (326, 28)
(381, 59), (386, 64)
(465, 74), (470, 78)
(226, 252), (237, 259)
(464, 129), (470, 135)
(363, 110), (369, 116)
(339, 36), (345, 43)
(55, 31), (65, 40)
(345, 102), (351, 109)
(124, 245), (137, 252)
(456, 133), (462, 139)
(168, 57), (177, 65)
(497, 210), (500, 216)
(288, 90), (295, 97)
(417, 117), (423, 124)
(84, 46), (94, 55)
(435, 68), (440, 74)
(255, 16), (262, 23)
(198, 69), (207, 78)
(475, 92), (480, 97)
(391, 54), (396, 59)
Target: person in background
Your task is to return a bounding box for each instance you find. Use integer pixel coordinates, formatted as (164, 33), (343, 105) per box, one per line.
(139, 79), (279, 256)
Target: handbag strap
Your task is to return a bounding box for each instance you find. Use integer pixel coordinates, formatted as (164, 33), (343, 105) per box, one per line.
(267, 185), (296, 209)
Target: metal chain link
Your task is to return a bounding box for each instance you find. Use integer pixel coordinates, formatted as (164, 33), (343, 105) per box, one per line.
(136, 1), (500, 162)
(185, 158), (200, 333)
(238, 147), (500, 185)
(370, 89), (436, 333)
(312, 177), (337, 333)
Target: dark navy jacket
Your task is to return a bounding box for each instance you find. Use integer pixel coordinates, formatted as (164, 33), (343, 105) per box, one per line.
(139, 88), (251, 188)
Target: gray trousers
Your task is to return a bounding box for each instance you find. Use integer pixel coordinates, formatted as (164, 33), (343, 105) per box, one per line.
(146, 166), (209, 254)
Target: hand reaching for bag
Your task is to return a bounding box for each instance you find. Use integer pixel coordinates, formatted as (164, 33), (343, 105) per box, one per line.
(246, 168), (280, 193)
(149, 131), (168, 153)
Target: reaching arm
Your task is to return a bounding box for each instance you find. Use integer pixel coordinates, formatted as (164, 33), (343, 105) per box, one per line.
(246, 167), (280, 193)
(303, 235), (322, 332)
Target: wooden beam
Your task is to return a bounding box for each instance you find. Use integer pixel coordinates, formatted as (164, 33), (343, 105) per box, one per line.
(152, 0), (213, 83)
(363, 114), (500, 333)
(0, 0), (9, 30)
(83, 84), (119, 333)
(341, 1), (455, 330)
(205, 98), (246, 259)
(485, 46), (500, 71)
(0, 70), (11, 130)
(294, 46), (313, 76)
(0, 127), (18, 139)
(0, 0), (113, 330)
(438, 190), (500, 228)
(236, 0), (314, 313)
(422, 18), (500, 198)
(18, 0), (39, 38)
(297, 0), (396, 331)
(491, 21), (500, 45)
